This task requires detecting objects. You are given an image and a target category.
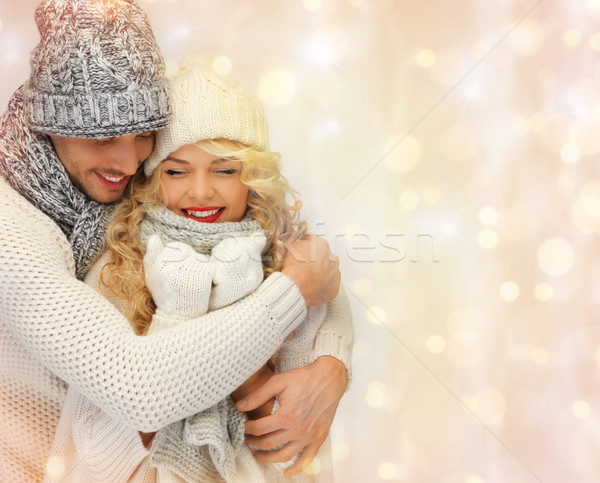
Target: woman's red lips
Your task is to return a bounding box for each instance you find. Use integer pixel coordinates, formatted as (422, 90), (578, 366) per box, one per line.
(183, 207), (225, 223)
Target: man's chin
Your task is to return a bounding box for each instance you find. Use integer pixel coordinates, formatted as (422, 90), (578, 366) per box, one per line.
(86, 187), (126, 204)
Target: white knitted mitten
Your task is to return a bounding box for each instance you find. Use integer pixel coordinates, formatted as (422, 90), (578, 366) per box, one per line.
(144, 234), (214, 321)
(209, 234), (266, 310)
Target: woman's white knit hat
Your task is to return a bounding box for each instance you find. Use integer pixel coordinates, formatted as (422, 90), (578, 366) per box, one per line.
(145, 55), (269, 176)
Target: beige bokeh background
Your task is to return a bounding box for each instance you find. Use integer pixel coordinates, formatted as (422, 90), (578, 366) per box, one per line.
(1, 0), (598, 481)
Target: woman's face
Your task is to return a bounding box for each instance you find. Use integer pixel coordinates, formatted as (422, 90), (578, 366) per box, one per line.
(158, 144), (249, 223)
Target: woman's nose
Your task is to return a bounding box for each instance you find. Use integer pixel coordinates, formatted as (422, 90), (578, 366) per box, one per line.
(188, 173), (215, 201)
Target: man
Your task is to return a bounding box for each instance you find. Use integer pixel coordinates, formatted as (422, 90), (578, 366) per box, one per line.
(0, 0), (353, 480)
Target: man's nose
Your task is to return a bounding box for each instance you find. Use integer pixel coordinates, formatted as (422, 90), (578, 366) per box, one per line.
(110, 136), (140, 175)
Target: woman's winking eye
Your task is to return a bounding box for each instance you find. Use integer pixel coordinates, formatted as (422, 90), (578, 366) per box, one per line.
(164, 168), (185, 176)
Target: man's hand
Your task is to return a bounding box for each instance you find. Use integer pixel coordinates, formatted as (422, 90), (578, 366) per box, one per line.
(235, 356), (348, 477)
(282, 235), (340, 307)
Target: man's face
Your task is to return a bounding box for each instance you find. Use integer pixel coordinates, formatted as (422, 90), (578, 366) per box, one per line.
(50, 132), (155, 203)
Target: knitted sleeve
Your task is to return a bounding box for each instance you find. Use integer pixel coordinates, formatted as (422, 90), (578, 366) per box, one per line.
(310, 286), (354, 386)
(0, 198), (306, 432)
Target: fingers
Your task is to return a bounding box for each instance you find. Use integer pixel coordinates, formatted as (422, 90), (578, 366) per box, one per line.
(283, 441), (321, 477)
(244, 425), (294, 450)
(251, 440), (304, 463)
(243, 412), (284, 437)
(235, 375), (284, 414)
(143, 234), (164, 265)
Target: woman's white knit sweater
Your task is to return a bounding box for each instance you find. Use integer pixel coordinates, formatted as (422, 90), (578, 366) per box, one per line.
(47, 233), (352, 482)
(0, 176), (351, 481)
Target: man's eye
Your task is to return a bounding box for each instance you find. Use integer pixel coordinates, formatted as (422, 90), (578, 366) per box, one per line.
(95, 138), (114, 146)
(136, 133), (154, 140)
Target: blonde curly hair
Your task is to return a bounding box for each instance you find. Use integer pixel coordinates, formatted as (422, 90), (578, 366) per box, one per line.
(99, 139), (306, 335)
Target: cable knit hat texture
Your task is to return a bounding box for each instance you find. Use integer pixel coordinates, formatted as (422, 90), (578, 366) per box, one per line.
(145, 55), (269, 176)
(24, 0), (170, 138)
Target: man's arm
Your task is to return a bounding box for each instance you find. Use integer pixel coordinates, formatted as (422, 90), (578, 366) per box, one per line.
(236, 357), (347, 476)
(0, 190), (340, 432)
(235, 237), (352, 476)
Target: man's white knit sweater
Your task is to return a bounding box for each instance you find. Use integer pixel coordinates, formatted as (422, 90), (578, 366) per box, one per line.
(0, 176), (353, 481)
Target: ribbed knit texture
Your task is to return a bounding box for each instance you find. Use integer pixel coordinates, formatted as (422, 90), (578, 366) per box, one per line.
(24, 0), (170, 138)
(0, 87), (113, 279)
(145, 55), (269, 175)
(0, 175), (308, 481)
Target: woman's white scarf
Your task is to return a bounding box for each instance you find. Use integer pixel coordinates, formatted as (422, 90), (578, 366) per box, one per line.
(141, 206), (264, 482)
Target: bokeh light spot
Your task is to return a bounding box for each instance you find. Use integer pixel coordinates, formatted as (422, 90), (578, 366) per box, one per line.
(258, 69), (296, 107)
(303, 0), (322, 11)
(563, 29), (582, 47)
(303, 456), (322, 475)
(378, 462), (397, 480)
(509, 18), (544, 56)
(572, 400), (591, 419)
(426, 335), (446, 353)
(212, 56), (232, 75)
(590, 32), (600, 51)
(332, 443), (349, 461)
(366, 380), (386, 408)
(353, 278), (372, 297)
(533, 283), (553, 301)
(478, 206), (498, 226)
(537, 238), (575, 276)
(529, 113), (547, 131)
(415, 49), (436, 68)
(476, 228), (498, 249)
(383, 134), (421, 173)
(499, 281), (520, 302)
(344, 224), (363, 240)
(561, 144), (581, 163)
(399, 191), (419, 210)
(461, 394), (479, 412)
(366, 306), (386, 326)
(311, 25), (348, 63)
(530, 347), (549, 365)
(512, 117), (529, 136)
(423, 186), (442, 204)
(45, 456), (66, 479)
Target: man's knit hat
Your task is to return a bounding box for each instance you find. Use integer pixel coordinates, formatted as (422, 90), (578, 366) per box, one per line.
(23, 0), (170, 138)
(144, 55), (269, 176)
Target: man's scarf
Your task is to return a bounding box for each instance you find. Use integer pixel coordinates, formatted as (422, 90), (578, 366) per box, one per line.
(0, 86), (114, 279)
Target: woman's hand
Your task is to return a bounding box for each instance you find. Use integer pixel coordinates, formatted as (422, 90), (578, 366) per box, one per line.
(235, 356), (348, 477)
